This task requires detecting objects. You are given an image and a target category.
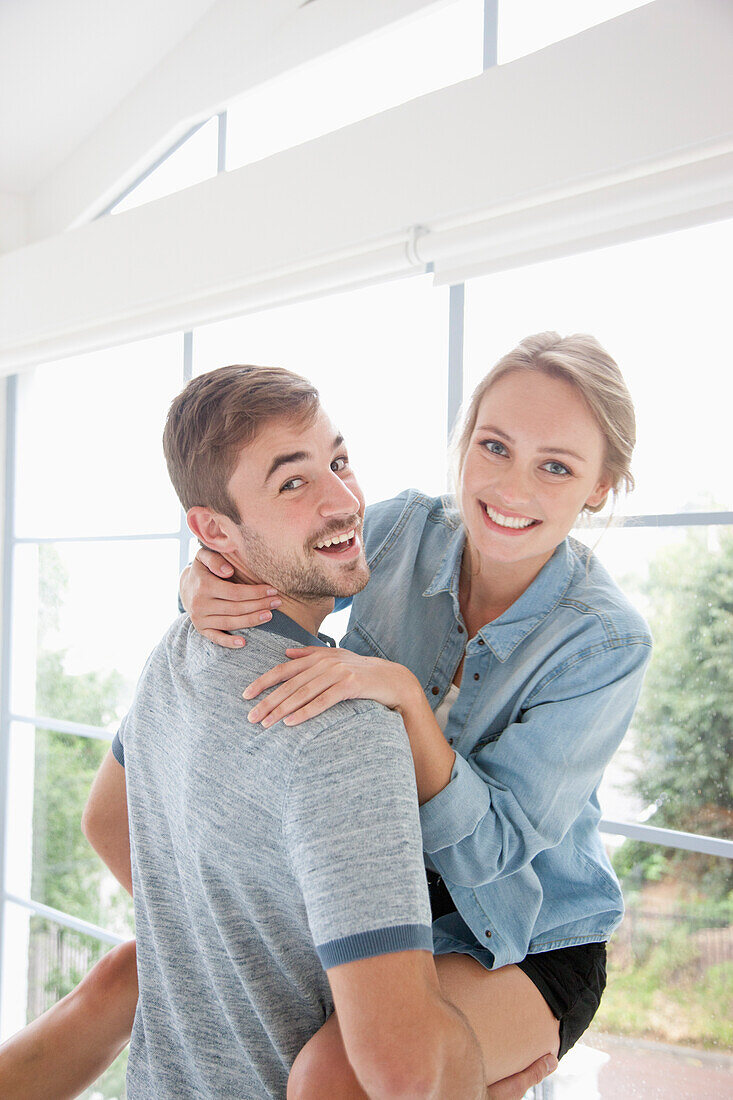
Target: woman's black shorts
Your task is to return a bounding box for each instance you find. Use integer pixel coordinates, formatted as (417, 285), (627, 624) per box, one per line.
(427, 871), (607, 1060)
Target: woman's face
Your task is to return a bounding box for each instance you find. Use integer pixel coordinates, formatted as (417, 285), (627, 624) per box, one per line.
(460, 370), (612, 574)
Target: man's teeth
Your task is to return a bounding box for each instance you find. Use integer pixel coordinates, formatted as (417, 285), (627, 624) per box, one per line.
(315, 528), (355, 549)
(484, 504), (536, 529)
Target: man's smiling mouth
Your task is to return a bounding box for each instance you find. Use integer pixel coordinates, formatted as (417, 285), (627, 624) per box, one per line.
(313, 528), (357, 554)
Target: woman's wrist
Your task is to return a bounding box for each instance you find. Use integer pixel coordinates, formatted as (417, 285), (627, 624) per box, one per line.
(392, 666), (429, 720)
(393, 669), (456, 804)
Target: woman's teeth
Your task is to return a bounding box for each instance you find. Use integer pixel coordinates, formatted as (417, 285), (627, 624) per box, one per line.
(483, 504), (536, 529)
(314, 528), (355, 549)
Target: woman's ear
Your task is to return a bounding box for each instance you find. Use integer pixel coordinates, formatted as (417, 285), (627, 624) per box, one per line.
(186, 507), (236, 552)
(585, 476), (614, 510)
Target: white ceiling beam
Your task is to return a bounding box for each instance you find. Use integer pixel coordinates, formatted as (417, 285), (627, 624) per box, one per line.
(4, 0), (732, 375)
(28, 0), (446, 242)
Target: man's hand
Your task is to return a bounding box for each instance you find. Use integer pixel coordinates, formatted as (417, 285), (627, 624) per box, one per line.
(487, 1053), (558, 1099)
(180, 549), (281, 648)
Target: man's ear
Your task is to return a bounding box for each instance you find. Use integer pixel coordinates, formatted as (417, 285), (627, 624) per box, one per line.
(186, 507), (238, 552)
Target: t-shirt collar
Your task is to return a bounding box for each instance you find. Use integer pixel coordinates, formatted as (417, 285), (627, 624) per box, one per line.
(257, 607), (336, 648)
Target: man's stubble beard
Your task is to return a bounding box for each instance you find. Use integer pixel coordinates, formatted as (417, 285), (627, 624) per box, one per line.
(236, 523), (370, 600)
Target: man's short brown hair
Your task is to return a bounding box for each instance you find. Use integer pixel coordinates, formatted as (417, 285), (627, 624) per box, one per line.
(163, 364), (320, 522)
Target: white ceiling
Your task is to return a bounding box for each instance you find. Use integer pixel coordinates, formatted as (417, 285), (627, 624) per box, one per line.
(0, 0), (220, 194)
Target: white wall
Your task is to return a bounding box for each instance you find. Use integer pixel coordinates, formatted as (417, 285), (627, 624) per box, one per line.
(2, 0), (732, 375)
(0, 195), (27, 255)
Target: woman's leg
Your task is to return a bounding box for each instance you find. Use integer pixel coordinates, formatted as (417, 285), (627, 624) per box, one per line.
(0, 938), (138, 1100)
(288, 954), (559, 1099)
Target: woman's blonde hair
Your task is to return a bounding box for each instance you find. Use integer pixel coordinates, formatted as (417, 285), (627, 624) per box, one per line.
(450, 332), (636, 514)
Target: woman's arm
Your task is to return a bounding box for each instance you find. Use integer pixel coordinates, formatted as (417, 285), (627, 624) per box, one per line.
(419, 641), (652, 888)
(243, 648), (456, 804)
(245, 640), (651, 884)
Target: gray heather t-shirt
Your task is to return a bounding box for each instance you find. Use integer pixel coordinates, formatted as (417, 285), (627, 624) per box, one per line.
(112, 610), (432, 1099)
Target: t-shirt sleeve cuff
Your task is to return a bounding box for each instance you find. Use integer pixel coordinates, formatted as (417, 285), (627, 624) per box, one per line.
(111, 731), (125, 767)
(317, 922), (434, 970)
(419, 752), (488, 853)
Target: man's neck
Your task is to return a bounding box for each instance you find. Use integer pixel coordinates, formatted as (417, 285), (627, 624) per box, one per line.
(275, 594), (335, 639)
(228, 563), (334, 639)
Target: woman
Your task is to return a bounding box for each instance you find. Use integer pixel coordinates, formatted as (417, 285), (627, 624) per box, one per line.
(183, 331), (652, 1094)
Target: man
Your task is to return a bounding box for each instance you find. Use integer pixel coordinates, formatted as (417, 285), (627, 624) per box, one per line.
(0, 364), (555, 1099)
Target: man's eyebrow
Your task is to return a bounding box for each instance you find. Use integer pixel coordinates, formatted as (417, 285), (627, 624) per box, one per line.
(475, 425), (585, 462)
(265, 450), (309, 483)
(264, 434), (346, 484)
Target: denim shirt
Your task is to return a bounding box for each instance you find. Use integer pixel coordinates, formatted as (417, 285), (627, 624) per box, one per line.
(340, 490), (652, 967)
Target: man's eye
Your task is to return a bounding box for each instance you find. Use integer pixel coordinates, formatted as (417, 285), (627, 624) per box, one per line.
(542, 461), (571, 477)
(331, 456), (348, 473)
(280, 477), (305, 492)
(482, 440), (508, 456)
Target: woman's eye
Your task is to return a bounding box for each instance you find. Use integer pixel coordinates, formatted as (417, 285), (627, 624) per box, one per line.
(331, 456), (348, 473)
(542, 461), (571, 477)
(280, 477), (305, 492)
(482, 439), (508, 456)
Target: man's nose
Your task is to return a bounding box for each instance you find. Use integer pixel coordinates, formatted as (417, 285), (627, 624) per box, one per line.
(319, 472), (361, 516)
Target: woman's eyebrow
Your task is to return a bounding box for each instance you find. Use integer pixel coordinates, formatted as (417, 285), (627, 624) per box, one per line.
(542, 447), (586, 462)
(476, 425), (585, 462)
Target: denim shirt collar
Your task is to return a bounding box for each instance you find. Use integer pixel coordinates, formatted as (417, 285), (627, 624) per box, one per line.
(423, 529), (575, 663)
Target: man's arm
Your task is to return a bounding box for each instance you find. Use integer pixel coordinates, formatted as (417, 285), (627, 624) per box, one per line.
(81, 748), (132, 896)
(328, 949), (486, 1099)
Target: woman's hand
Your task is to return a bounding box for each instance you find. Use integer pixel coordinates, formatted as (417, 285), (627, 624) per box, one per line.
(243, 648), (422, 727)
(180, 548), (281, 648)
(245, 647), (457, 805)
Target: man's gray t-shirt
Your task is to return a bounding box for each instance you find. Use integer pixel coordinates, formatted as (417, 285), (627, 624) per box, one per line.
(112, 610), (432, 1099)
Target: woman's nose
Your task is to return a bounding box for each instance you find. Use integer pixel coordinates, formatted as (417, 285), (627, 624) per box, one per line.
(495, 467), (532, 507)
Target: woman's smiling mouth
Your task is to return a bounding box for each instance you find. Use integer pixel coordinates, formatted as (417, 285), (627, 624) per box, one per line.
(481, 502), (541, 533)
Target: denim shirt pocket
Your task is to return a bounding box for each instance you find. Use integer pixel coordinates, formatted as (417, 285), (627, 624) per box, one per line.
(340, 622), (389, 660)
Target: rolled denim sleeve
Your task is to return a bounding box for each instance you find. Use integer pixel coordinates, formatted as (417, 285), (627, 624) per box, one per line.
(420, 639), (652, 887)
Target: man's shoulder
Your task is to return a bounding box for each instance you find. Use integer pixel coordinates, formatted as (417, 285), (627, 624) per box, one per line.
(162, 615), (304, 678)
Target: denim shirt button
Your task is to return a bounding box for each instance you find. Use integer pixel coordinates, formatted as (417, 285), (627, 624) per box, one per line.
(473, 672), (480, 681)
(457, 625), (464, 634)
(477, 638), (485, 646)
(448, 737), (454, 745)
(485, 929), (492, 938)
(431, 685), (440, 695)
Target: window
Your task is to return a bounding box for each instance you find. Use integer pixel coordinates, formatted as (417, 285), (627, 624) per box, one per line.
(464, 218), (733, 1065)
(108, 116), (220, 216)
(1, 334), (189, 1084)
(226, 0), (484, 172)
(193, 276), (451, 505)
(498, 0), (655, 66)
